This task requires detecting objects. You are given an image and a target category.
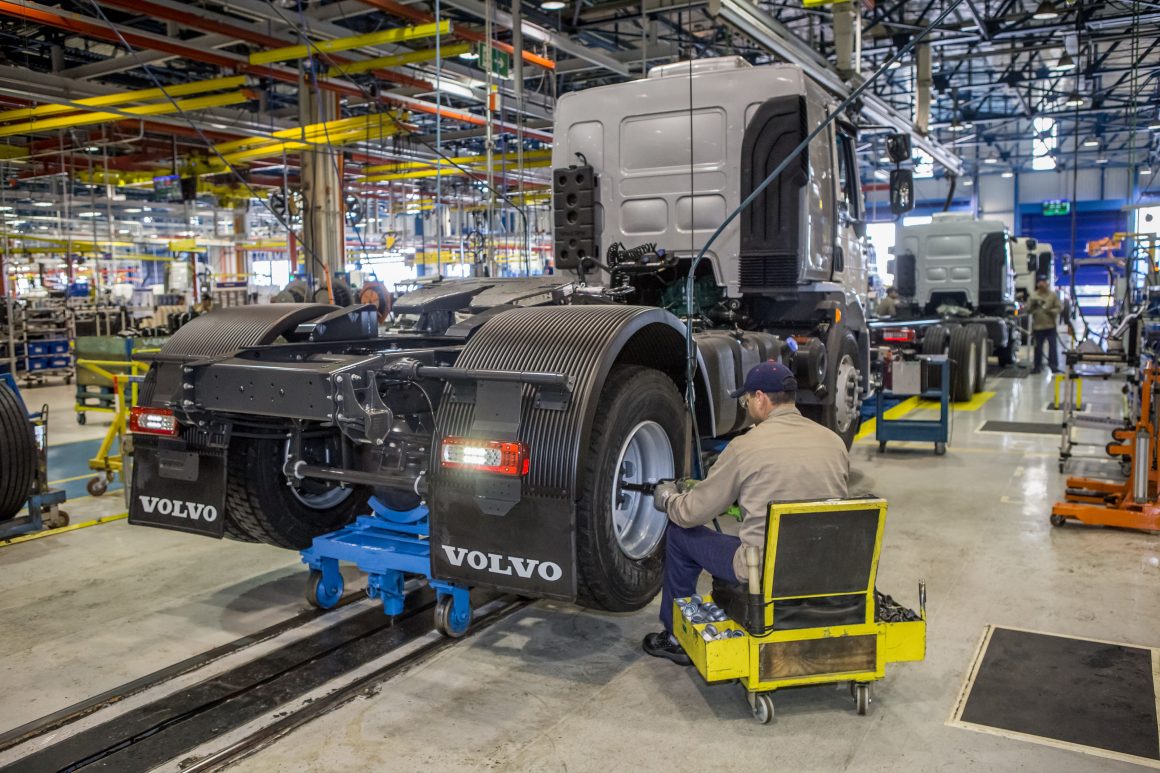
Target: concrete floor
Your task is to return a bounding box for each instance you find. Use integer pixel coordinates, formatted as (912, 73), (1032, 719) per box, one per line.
(2, 371), (1158, 770)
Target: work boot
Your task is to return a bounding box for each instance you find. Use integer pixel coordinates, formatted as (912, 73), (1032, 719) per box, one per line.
(642, 631), (692, 666)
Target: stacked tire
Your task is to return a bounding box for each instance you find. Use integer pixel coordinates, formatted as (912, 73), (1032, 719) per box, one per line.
(0, 381), (36, 522)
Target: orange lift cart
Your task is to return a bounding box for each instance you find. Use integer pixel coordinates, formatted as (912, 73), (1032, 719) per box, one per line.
(1051, 363), (1160, 531)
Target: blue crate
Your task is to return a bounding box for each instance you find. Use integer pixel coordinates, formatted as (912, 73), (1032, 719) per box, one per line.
(27, 342), (50, 356)
(48, 356), (71, 369)
(48, 341), (69, 354)
(27, 359), (47, 371)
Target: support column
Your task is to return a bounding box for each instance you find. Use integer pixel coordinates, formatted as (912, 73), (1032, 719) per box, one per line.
(299, 75), (344, 292)
(915, 43), (932, 135)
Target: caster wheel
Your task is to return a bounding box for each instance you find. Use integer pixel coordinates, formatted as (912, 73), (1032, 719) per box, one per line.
(86, 476), (107, 497)
(1058, 462), (1065, 474)
(934, 442), (946, 455)
(751, 693), (774, 724)
(878, 442), (886, 454)
(434, 595), (471, 638)
(76, 413), (86, 425)
(306, 569), (343, 609)
(854, 683), (870, 715)
(1049, 514), (1066, 527)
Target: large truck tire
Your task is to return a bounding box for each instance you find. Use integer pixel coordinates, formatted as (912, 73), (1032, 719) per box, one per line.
(0, 381), (36, 521)
(948, 326), (979, 402)
(802, 334), (862, 449)
(575, 365), (685, 612)
(922, 324), (950, 355)
(224, 435), (367, 549)
(996, 323), (1020, 366)
(970, 324), (989, 393)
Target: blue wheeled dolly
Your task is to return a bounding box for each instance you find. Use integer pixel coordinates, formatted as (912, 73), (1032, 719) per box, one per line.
(299, 497), (473, 638)
(876, 356), (950, 456)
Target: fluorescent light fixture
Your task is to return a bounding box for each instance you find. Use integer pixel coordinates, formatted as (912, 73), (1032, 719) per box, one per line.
(949, 119), (972, 133)
(1143, 169), (1154, 176)
(983, 156), (999, 165)
(1033, 1), (1059, 20)
(142, 206), (152, 211)
(962, 177), (974, 186)
(1064, 91), (1084, 107)
(1082, 136), (1100, 147)
(36, 226), (49, 230)
(1095, 156), (1108, 164)
(1149, 120), (1160, 131)
(888, 59), (902, 70)
(0, 206), (12, 212)
(78, 211), (101, 217)
(458, 50), (479, 60)
(84, 145), (100, 152)
(124, 207), (143, 213)
(1051, 52), (1075, 72)
(540, 0), (566, 9)
(1001, 170), (1014, 178)
(117, 229), (130, 234)
(32, 201), (53, 207)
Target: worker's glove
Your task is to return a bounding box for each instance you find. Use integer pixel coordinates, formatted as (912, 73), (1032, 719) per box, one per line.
(653, 480), (680, 512)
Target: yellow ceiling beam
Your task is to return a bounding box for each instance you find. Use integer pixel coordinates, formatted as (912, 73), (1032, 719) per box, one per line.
(0, 91), (253, 139)
(211, 113), (402, 155)
(364, 148), (552, 175)
(327, 43), (471, 77)
(0, 76), (248, 124)
(249, 21), (451, 65)
(217, 123), (400, 165)
(364, 156), (551, 182)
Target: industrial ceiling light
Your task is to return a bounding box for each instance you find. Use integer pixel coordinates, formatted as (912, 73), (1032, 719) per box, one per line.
(963, 177), (974, 186)
(888, 59), (903, 70)
(1143, 169), (1154, 176)
(1149, 120), (1160, 131)
(32, 201), (52, 207)
(1001, 170), (1014, 178)
(84, 145), (100, 152)
(1082, 136), (1100, 147)
(949, 118), (973, 132)
(540, 0), (566, 9)
(124, 207), (142, 213)
(983, 155), (999, 165)
(458, 49), (479, 60)
(1033, 1), (1059, 20)
(1051, 52), (1075, 71)
(1063, 91), (1084, 107)
(77, 211), (101, 217)
(1095, 155), (1109, 164)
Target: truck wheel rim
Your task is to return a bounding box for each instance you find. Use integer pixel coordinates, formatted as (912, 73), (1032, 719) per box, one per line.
(284, 440), (354, 509)
(611, 421), (674, 560)
(834, 354), (861, 434)
(966, 342), (977, 392)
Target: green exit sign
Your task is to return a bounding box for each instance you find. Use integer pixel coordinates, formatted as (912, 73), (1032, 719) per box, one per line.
(474, 44), (511, 78)
(1043, 199), (1071, 216)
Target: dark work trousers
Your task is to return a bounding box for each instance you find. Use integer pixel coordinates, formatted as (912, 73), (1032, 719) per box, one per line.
(1033, 328), (1060, 372)
(659, 523), (740, 633)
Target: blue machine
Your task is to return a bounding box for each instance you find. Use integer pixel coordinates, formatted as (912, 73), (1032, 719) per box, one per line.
(875, 356), (950, 455)
(300, 497), (474, 637)
(0, 373), (68, 540)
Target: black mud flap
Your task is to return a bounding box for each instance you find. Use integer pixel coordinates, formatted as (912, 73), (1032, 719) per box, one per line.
(129, 439), (227, 538)
(430, 488), (576, 601)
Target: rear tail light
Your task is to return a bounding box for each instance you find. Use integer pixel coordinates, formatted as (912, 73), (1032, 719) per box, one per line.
(441, 437), (529, 476)
(882, 328), (917, 344)
(129, 406), (180, 436)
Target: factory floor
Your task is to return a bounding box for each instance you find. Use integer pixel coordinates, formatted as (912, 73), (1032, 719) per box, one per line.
(2, 369), (1157, 771)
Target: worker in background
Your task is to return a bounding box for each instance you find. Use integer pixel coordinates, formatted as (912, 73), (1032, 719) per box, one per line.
(641, 361), (849, 665)
(1027, 277), (1063, 374)
(876, 286), (901, 317)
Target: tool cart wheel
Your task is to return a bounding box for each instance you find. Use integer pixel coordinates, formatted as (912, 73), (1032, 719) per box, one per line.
(878, 441), (886, 454)
(306, 569), (343, 609)
(434, 595), (471, 638)
(76, 413), (86, 425)
(935, 442), (946, 455)
(750, 693), (774, 725)
(86, 476), (108, 497)
(1049, 514), (1067, 527)
(852, 683), (871, 715)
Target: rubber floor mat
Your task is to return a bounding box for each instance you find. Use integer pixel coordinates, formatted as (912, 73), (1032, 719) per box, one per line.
(950, 625), (1160, 766)
(978, 420), (1059, 435)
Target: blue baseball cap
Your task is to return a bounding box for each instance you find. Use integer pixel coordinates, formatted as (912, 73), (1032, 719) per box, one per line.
(729, 360), (798, 398)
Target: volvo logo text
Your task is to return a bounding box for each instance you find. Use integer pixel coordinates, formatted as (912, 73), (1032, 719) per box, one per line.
(441, 545), (563, 582)
(137, 496), (219, 522)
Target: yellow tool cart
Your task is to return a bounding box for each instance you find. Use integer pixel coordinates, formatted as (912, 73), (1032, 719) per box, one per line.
(673, 498), (926, 724)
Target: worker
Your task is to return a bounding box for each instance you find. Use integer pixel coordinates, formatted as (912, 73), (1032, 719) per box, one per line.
(1027, 277), (1063, 374)
(641, 360), (849, 665)
(876, 287), (901, 317)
